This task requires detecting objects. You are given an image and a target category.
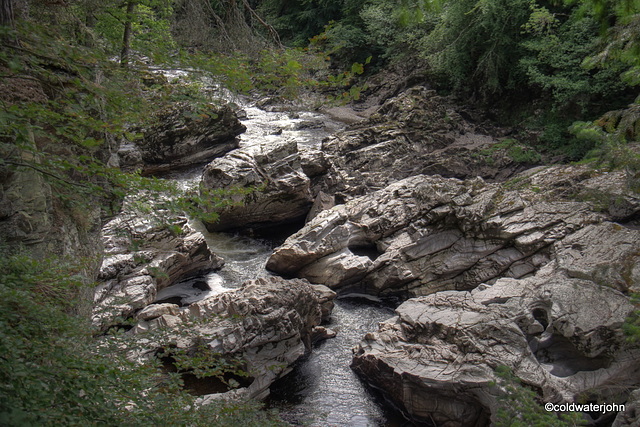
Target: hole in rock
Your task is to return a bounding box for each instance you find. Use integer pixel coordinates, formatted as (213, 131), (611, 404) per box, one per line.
(153, 277), (214, 307)
(348, 244), (383, 261)
(181, 371), (254, 396)
(192, 280), (209, 291)
(160, 350), (253, 396)
(531, 334), (611, 378)
(531, 308), (549, 330)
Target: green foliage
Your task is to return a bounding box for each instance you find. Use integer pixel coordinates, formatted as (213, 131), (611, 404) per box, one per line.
(481, 138), (542, 164)
(420, 0), (532, 99)
(520, 2), (629, 113)
(623, 293), (640, 342)
(493, 365), (584, 427)
(570, 120), (640, 187)
(0, 249), (286, 426)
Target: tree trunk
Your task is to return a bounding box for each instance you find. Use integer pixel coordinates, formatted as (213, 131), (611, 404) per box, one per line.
(1, 0), (14, 29)
(120, 0), (135, 66)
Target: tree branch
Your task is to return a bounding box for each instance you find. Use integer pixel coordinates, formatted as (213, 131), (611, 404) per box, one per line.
(240, 0), (282, 49)
(5, 160), (91, 188)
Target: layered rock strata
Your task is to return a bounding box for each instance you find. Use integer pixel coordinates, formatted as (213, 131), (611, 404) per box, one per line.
(267, 174), (604, 297)
(93, 213), (222, 329)
(321, 86), (537, 196)
(118, 102), (245, 175)
(200, 140), (313, 231)
(351, 261), (640, 426)
(130, 277), (336, 402)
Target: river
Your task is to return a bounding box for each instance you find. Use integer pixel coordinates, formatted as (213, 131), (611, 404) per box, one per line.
(164, 96), (417, 426)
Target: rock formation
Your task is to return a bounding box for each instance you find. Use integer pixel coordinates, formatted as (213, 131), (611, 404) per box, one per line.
(200, 140), (313, 231)
(267, 173), (605, 297)
(351, 260), (640, 426)
(129, 277), (336, 402)
(118, 102), (245, 175)
(93, 212), (223, 329)
(265, 156), (640, 423)
(321, 86), (537, 197)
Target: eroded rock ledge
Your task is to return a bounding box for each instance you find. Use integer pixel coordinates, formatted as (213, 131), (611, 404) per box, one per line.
(351, 263), (640, 426)
(200, 140), (313, 232)
(267, 173), (610, 297)
(265, 161), (640, 424)
(321, 86), (536, 197)
(93, 213), (223, 329)
(130, 277), (336, 402)
(117, 102), (245, 175)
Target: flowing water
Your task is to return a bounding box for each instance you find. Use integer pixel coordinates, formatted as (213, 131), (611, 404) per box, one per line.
(166, 97), (415, 426)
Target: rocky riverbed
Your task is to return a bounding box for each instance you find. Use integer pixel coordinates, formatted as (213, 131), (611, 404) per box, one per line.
(83, 85), (640, 426)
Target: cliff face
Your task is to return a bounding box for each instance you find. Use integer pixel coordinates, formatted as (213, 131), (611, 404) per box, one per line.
(0, 142), (109, 317)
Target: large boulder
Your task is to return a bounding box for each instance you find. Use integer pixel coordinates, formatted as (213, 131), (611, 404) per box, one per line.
(119, 102), (245, 175)
(93, 213), (223, 329)
(200, 140), (313, 232)
(267, 174), (603, 297)
(351, 260), (640, 426)
(130, 277), (336, 402)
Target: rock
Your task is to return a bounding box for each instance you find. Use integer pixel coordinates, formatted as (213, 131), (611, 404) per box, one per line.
(267, 174), (601, 297)
(507, 165), (640, 223)
(613, 389), (640, 427)
(0, 160), (104, 317)
(200, 140), (313, 231)
(92, 213), (223, 329)
(351, 264), (640, 426)
(311, 326), (337, 344)
(321, 87), (536, 196)
(126, 102), (245, 175)
(136, 303), (181, 321)
(134, 277), (335, 402)
(255, 96), (289, 112)
(310, 284), (337, 322)
(306, 190), (335, 222)
(554, 222), (640, 293)
(299, 148), (330, 178)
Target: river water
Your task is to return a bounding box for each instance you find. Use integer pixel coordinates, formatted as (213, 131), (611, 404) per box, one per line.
(166, 97), (415, 426)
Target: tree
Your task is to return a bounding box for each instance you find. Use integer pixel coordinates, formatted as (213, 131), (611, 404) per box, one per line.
(1, 0), (13, 29)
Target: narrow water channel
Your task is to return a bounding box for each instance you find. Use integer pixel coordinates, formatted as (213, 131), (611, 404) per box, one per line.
(166, 97), (415, 426)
